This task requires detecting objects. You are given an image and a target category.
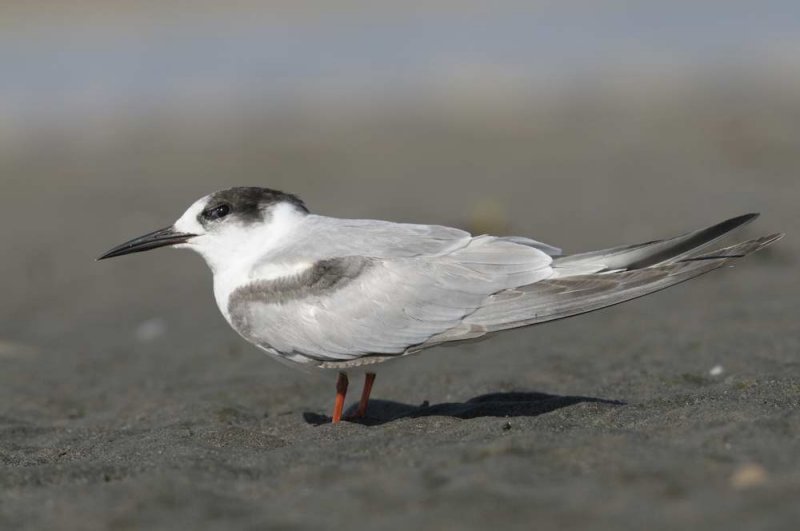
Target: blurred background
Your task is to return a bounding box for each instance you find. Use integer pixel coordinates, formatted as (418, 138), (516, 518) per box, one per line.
(2, 1), (798, 344)
(1, 2), (799, 529)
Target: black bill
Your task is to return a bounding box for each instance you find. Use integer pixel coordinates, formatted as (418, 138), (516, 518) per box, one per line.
(97, 226), (196, 260)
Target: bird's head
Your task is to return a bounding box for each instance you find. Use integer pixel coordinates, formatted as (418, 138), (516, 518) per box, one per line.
(98, 187), (309, 272)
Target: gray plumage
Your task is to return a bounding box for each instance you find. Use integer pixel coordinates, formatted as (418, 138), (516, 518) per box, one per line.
(427, 234), (780, 344)
(223, 209), (781, 369)
(97, 188), (784, 426)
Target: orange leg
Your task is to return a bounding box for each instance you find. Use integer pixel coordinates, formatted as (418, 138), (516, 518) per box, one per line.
(356, 372), (377, 418)
(332, 372), (349, 423)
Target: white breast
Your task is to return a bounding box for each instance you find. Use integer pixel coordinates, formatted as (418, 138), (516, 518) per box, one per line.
(214, 261), (313, 322)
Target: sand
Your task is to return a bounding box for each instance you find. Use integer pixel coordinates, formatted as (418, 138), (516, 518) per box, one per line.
(1, 92), (798, 530)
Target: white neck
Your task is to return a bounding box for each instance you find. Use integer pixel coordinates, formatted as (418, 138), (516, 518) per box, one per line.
(179, 202), (309, 320)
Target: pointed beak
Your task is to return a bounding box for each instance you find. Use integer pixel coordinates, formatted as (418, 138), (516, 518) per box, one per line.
(97, 226), (196, 260)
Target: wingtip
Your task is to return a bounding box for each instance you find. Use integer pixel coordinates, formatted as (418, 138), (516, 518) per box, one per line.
(709, 212), (761, 236)
(730, 232), (784, 255)
(678, 232), (783, 262)
(761, 232), (785, 245)
(731, 212), (760, 225)
(739, 232), (784, 257)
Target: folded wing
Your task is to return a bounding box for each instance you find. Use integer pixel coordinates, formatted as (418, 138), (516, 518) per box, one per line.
(233, 213), (780, 367)
(230, 233), (553, 364)
(422, 233), (782, 348)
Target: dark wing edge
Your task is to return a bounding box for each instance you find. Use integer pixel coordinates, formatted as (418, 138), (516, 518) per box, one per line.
(553, 213), (760, 275)
(416, 233), (783, 348)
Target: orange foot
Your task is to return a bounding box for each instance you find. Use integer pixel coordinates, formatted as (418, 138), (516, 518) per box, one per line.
(331, 372), (377, 423)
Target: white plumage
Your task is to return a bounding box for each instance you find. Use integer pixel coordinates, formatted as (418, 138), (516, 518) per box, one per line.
(99, 187), (782, 422)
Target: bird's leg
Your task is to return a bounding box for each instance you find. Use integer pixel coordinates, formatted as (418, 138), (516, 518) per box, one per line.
(332, 372), (348, 423)
(355, 372), (376, 418)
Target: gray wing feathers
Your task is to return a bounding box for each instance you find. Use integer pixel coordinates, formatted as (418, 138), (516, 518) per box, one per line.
(439, 235), (553, 286)
(253, 217), (474, 276)
(553, 213), (759, 276)
(498, 236), (562, 257)
(440, 234), (781, 340)
(303, 216), (473, 258)
(310, 237), (552, 357)
(238, 231), (553, 362)
(238, 212), (780, 366)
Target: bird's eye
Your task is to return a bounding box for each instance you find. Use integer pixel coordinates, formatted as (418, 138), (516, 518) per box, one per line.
(203, 204), (230, 221)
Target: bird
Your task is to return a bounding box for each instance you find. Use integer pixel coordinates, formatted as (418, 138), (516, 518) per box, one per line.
(98, 187), (782, 423)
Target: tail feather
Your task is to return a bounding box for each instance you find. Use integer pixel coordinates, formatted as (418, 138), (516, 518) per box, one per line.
(465, 233), (782, 333)
(417, 229), (782, 350)
(553, 213), (760, 276)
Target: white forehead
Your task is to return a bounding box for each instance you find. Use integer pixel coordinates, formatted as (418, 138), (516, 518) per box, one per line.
(173, 196), (210, 234)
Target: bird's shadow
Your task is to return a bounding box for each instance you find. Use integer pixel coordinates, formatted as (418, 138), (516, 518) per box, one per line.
(303, 391), (624, 427)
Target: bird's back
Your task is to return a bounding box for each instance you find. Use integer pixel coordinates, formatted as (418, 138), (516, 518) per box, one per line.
(223, 215), (556, 367)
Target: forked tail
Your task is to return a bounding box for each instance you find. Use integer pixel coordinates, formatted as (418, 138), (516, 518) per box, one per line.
(423, 215), (783, 345)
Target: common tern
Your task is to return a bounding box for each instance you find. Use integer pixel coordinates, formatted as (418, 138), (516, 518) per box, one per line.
(99, 187), (782, 422)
